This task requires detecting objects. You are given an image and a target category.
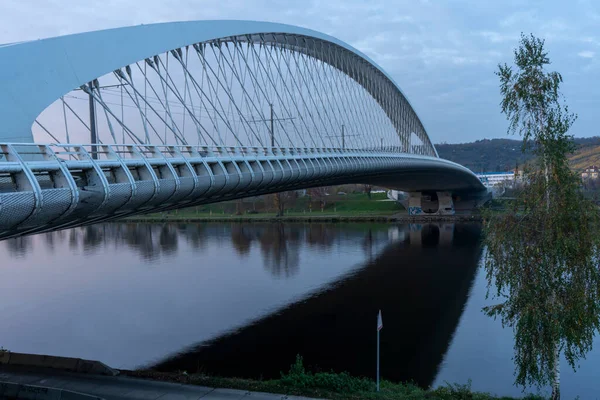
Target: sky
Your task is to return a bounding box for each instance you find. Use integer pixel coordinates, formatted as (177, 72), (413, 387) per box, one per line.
(1, 0), (599, 144)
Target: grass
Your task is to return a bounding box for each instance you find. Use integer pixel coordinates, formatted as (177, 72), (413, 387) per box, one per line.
(127, 355), (543, 400)
(129, 192), (407, 221)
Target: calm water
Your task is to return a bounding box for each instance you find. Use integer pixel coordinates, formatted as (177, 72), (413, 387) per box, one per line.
(1, 222), (600, 399)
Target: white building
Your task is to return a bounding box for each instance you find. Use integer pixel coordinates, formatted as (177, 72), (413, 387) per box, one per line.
(476, 172), (516, 189)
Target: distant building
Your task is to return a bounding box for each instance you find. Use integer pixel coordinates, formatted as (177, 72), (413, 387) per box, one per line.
(582, 166), (600, 181)
(476, 171), (516, 189)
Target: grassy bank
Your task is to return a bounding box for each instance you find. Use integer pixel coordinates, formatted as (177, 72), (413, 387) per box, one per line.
(141, 192), (403, 219)
(125, 192), (482, 222)
(126, 356), (542, 400)
(125, 214), (482, 223)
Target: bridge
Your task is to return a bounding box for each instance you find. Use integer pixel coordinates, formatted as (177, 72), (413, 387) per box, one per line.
(0, 21), (486, 239)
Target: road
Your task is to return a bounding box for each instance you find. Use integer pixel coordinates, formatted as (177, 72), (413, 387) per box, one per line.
(0, 367), (318, 400)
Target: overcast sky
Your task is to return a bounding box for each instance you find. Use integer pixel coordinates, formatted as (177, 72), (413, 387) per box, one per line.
(1, 0), (599, 144)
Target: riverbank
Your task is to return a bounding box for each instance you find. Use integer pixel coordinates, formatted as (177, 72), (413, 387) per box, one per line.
(0, 364), (541, 400)
(124, 192), (484, 223)
(126, 213), (482, 223)
(125, 365), (542, 400)
(0, 351), (542, 400)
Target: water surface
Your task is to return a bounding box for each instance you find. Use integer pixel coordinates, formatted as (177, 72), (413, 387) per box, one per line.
(1, 222), (599, 399)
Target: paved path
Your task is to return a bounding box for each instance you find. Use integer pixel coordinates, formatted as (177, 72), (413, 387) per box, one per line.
(0, 367), (319, 400)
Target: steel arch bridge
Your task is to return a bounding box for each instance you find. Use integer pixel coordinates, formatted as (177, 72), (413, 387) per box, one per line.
(0, 21), (486, 239)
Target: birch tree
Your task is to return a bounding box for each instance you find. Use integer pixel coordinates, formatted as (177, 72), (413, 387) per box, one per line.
(484, 33), (600, 400)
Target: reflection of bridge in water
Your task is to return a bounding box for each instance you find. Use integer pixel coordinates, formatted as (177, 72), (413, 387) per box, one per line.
(143, 222), (482, 387)
(0, 221), (482, 384)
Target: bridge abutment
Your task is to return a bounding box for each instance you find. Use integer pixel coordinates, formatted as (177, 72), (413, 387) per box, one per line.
(437, 192), (455, 215)
(406, 191), (455, 216)
(407, 192), (424, 215)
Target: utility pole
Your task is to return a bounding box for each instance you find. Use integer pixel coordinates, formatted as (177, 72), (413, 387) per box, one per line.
(75, 82), (125, 154)
(88, 81), (98, 159)
(247, 103), (295, 149)
(325, 124), (357, 150)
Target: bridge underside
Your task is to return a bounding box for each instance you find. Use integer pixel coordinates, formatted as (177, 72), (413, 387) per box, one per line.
(0, 144), (484, 240)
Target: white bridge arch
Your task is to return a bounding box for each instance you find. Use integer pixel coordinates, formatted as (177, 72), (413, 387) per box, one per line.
(0, 21), (485, 239)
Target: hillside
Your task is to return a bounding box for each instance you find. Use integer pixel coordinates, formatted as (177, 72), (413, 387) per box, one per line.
(569, 144), (600, 171)
(436, 139), (534, 173)
(436, 137), (600, 173)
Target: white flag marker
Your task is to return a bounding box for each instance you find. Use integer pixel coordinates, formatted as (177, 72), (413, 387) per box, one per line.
(376, 309), (383, 391)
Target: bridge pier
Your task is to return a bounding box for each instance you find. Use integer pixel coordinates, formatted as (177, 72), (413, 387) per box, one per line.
(437, 192), (455, 215)
(406, 192), (455, 216)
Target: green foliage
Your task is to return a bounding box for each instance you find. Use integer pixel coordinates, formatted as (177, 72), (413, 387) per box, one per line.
(131, 364), (540, 400)
(274, 355), (541, 399)
(497, 34), (568, 151)
(280, 354), (372, 393)
(484, 33), (600, 398)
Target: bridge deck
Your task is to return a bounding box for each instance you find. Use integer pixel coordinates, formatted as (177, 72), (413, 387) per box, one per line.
(0, 143), (484, 239)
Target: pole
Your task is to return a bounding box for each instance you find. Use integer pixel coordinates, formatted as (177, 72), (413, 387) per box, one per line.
(88, 82), (98, 160)
(270, 103), (275, 148)
(376, 309), (382, 392)
(376, 319), (380, 392)
(342, 124), (345, 149)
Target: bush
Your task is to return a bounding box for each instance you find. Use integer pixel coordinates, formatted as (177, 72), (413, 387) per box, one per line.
(280, 355), (372, 393)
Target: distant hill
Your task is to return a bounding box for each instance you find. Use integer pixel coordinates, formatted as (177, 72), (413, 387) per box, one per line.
(436, 137), (600, 173)
(569, 143), (600, 171)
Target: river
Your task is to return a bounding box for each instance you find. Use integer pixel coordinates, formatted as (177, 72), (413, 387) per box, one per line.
(1, 222), (599, 399)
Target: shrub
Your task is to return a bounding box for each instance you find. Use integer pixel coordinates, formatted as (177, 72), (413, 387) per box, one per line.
(280, 355), (372, 393)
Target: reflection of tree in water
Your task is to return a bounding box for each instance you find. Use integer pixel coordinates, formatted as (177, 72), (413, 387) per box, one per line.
(259, 224), (300, 278)
(3, 236), (32, 258)
(181, 224), (207, 251)
(69, 228), (79, 251)
(44, 229), (64, 254)
(306, 224), (334, 249)
(82, 225), (104, 254)
(230, 224), (253, 257)
(123, 224), (159, 261)
(2, 222), (396, 270)
(159, 225), (178, 255)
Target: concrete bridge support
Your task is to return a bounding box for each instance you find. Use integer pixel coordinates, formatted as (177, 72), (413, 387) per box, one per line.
(406, 192), (455, 216)
(437, 192), (455, 215)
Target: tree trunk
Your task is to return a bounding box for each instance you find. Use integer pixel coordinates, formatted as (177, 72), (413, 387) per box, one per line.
(552, 343), (560, 400)
(545, 161), (551, 211)
(544, 144), (559, 400)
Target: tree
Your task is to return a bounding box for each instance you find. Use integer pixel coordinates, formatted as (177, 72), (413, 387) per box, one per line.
(484, 33), (600, 400)
(270, 191), (297, 216)
(308, 187), (328, 211)
(364, 184), (372, 200)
